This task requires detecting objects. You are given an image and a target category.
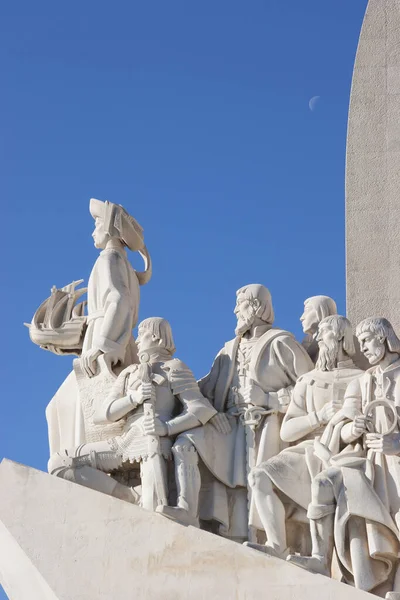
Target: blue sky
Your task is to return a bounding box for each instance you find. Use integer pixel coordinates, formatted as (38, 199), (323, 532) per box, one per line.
(0, 1), (367, 596)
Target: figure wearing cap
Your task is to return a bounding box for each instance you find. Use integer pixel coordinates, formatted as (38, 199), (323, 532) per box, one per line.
(45, 199), (151, 457)
(81, 198), (152, 377)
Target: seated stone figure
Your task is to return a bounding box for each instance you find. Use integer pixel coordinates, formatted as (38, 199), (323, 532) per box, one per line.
(48, 317), (216, 509)
(246, 315), (363, 559)
(288, 317), (400, 600)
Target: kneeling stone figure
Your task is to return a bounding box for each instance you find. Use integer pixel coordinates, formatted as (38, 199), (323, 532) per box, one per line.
(48, 317), (217, 512)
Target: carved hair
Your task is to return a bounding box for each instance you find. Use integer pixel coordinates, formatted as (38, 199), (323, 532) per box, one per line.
(305, 295), (337, 323)
(236, 284), (275, 325)
(138, 317), (176, 354)
(319, 315), (355, 356)
(356, 317), (400, 353)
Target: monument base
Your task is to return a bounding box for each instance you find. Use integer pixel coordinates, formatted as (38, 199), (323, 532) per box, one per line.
(0, 459), (375, 600)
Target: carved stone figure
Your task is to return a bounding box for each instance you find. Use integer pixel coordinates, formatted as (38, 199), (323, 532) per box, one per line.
(288, 317), (400, 599)
(300, 295), (337, 363)
(48, 318), (216, 510)
(246, 315), (363, 559)
(157, 284), (313, 540)
(44, 199), (152, 456)
(80, 198), (152, 377)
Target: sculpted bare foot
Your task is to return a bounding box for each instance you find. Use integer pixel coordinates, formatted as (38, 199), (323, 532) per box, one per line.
(156, 505), (199, 528)
(286, 554), (330, 577)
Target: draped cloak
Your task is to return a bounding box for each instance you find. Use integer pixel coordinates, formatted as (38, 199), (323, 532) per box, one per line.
(314, 359), (400, 592)
(46, 247), (140, 456)
(259, 363), (364, 512)
(181, 327), (313, 536)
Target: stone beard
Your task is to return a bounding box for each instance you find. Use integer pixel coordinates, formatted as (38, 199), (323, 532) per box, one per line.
(316, 337), (339, 372)
(247, 315), (364, 560)
(158, 284), (313, 540)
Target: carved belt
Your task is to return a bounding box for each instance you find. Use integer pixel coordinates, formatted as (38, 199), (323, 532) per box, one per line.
(230, 405), (276, 431)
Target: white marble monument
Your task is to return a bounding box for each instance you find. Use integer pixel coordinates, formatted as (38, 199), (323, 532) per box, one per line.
(346, 0), (400, 334)
(3, 2), (400, 599)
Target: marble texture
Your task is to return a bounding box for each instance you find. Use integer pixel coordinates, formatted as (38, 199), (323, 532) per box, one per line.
(48, 318), (216, 513)
(0, 459), (376, 600)
(346, 0), (400, 333)
(159, 284), (313, 541)
(248, 316), (364, 560)
(287, 318), (400, 598)
(45, 199), (151, 455)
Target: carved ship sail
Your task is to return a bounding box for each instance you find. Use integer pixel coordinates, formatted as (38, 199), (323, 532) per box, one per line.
(26, 280), (87, 355)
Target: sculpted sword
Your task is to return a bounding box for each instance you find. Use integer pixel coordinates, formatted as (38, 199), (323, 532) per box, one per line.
(139, 352), (168, 510)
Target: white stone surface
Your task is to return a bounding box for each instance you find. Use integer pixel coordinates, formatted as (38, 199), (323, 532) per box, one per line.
(44, 199), (152, 456)
(166, 284), (313, 541)
(287, 318), (400, 597)
(300, 295), (337, 363)
(0, 459), (376, 600)
(249, 315), (364, 561)
(48, 317), (216, 513)
(346, 0), (400, 332)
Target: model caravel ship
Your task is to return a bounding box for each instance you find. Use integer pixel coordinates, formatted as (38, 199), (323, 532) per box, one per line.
(26, 280), (87, 355)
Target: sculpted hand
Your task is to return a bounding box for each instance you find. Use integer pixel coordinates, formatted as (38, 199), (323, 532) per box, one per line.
(317, 399), (342, 424)
(277, 389), (291, 414)
(365, 432), (400, 455)
(351, 415), (369, 438)
(243, 381), (268, 407)
(80, 349), (102, 378)
(143, 413), (168, 437)
(210, 413), (232, 435)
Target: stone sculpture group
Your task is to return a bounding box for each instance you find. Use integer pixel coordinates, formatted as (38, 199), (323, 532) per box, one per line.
(27, 199), (400, 600)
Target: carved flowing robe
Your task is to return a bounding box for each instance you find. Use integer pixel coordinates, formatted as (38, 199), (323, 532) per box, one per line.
(46, 246), (140, 456)
(258, 361), (364, 512)
(182, 327), (313, 536)
(83, 246), (139, 365)
(316, 359), (400, 592)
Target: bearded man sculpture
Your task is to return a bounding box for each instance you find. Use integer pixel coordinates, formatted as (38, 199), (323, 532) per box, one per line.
(289, 317), (400, 599)
(48, 317), (216, 509)
(300, 295), (337, 363)
(157, 284), (313, 540)
(246, 315), (363, 559)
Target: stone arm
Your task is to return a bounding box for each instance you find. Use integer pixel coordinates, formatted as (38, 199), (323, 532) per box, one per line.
(280, 380), (322, 443)
(267, 336), (314, 413)
(92, 250), (138, 362)
(340, 378), (364, 444)
(197, 350), (223, 405)
(165, 360), (218, 436)
(93, 366), (141, 425)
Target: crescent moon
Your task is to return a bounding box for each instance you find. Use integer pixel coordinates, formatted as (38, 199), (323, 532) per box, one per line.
(309, 96), (320, 112)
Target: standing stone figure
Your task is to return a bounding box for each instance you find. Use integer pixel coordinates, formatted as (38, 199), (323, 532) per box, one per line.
(300, 295), (337, 363)
(80, 198), (152, 377)
(289, 318), (400, 599)
(157, 284), (313, 540)
(45, 199), (152, 455)
(48, 318), (216, 509)
(246, 315), (363, 559)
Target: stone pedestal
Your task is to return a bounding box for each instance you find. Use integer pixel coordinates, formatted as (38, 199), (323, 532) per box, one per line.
(0, 459), (375, 600)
